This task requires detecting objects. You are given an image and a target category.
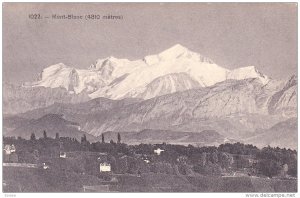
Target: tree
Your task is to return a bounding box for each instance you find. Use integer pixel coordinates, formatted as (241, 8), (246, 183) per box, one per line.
(210, 152), (219, 164)
(30, 133), (36, 141)
(81, 134), (87, 144)
(43, 130), (47, 139)
(218, 152), (232, 169)
(199, 152), (207, 167)
(101, 133), (105, 143)
(33, 150), (39, 163)
(257, 159), (281, 178)
(117, 133), (121, 144)
(55, 133), (60, 140)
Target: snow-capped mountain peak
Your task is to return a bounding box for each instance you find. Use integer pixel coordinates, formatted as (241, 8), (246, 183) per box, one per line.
(158, 44), (189, 59)
(26, 44), (270, 99)
(41, 63), (67, 78)
(157, 44), (214, 64)
(89, 56), (126, 70)
(227, 66), (270, 84)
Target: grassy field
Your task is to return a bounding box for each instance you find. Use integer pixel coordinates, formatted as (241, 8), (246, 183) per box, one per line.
(3, 167), (297, 192)
(3, 166), (103, 192)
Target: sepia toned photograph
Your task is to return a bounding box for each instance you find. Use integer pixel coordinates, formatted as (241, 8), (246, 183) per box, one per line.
(2, 2), (298, 193)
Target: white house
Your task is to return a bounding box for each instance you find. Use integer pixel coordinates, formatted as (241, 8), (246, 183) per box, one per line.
(10, 145), (16, 153)
(4, 145), (11, 155)
(154, 148), (164, 155)
(99, 162), (111, 172)
(42, 163), (50, 170)
(144, 159), (150, 163)
(4, 144), (16, 155)
(60, 152), (67, 158)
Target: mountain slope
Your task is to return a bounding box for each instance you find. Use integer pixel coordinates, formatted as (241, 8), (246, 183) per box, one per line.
(3, 83), (90, 115)
(244, 118), (297, 149)
(15, 97), (141, 121)
(25, 44), (270, 100)
(7, 114), (97, 141)
(267, 75), (297, 117)
(3, 116), (31, 134)
(17, 77), (296, 140)
(6, 75), (297, 148)
(102, 129), (232, 146)
(131, 73), (201, 99)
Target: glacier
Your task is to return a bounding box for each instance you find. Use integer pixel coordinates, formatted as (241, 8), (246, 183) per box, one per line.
(25, 44), (270, 100)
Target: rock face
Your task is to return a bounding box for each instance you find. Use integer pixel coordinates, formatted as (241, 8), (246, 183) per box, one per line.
(130, 73), (202, 100)
(79, 77), (293, 138)
(3, 83), (90, 115)
(13, 76), (297, 145)
(25, 44), (270, 100)
(267, 75), (297, 117)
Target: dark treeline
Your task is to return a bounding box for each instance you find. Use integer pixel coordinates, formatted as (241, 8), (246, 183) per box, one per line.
(3, 132), (297, 178)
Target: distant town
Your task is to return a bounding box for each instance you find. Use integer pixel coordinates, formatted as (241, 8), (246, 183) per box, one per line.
(3, 131), (297, 192)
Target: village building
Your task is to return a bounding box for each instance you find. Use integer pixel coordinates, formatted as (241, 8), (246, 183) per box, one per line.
(154, 148), (164, 155)
(59, 152), (67, 158)
(4, 144), (16, 155)
(42, 162), (50, 170)
(96, 153), (111, 173)
(3, 144), (18, 163)
(4, 145), (11, 155)
(10, 145), (16, 153)
(100, 162), (111, 172)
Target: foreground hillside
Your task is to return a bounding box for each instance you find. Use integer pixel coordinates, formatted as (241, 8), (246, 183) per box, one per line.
(3, 135), (297, 192)
(3, 167), (297, 192)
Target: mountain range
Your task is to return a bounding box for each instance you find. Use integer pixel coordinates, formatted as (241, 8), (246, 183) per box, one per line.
(3, 44), (297, 149)
(24, 44), (269, 100)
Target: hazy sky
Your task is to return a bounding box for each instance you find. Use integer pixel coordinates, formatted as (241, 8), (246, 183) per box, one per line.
(3, 3), (297, 84)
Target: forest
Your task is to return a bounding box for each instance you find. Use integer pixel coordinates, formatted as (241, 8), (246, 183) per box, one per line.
(3, 131), (297, 178)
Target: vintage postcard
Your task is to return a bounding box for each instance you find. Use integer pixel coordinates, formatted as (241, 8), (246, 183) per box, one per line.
(2, 2), (298, 194)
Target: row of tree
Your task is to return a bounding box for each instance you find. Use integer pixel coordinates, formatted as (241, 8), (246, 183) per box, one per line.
(3, 133), (297, 178)
(30, 131), (122, 144)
